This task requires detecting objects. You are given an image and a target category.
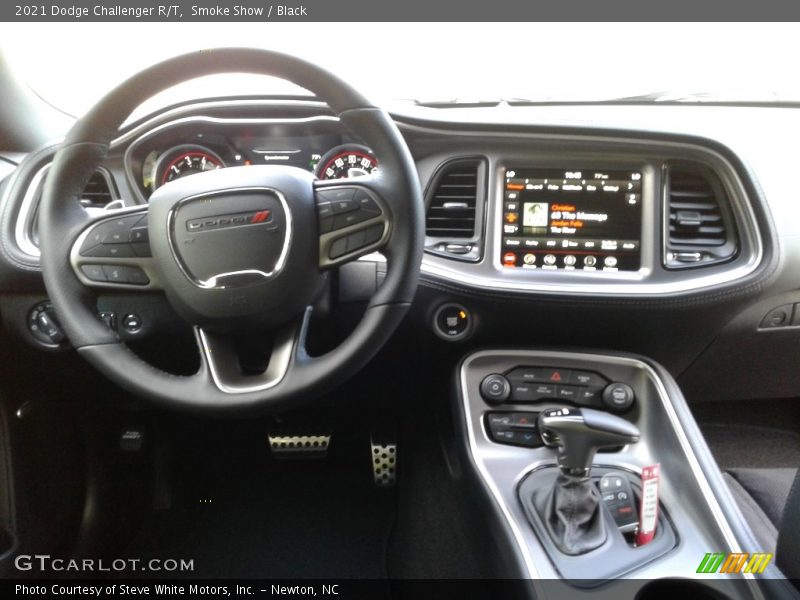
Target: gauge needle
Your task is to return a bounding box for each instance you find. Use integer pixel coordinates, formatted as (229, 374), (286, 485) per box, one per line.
(347, 167), (369, 178)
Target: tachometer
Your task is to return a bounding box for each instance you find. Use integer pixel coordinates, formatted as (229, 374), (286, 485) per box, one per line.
(153, 145), (225, 189)
(315, 144), (377, 180)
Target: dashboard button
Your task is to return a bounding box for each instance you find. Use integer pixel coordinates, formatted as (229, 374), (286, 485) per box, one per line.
(531, 383), (557, 400)
(316, 201), (334, 218)
(507, 367), (549, 384)
(480, 374), (511, 404)
(544, 368), (571, 384)
(557, 385), (578, 401)
(569, 370), (607, 388)
(576, 387), (603, 407)
(510, 383), (536, 401)
(584, 256), (597, 267)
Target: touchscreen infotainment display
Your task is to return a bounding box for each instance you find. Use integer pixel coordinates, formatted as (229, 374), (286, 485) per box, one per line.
(501, 168), (642, 272)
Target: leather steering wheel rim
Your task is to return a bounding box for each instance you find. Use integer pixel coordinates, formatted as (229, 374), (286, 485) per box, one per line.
(38, 48), (423, 415)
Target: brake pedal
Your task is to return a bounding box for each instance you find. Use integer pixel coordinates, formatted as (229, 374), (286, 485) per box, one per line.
(370, 437), (397, 488)
(268, 434), (331, 458)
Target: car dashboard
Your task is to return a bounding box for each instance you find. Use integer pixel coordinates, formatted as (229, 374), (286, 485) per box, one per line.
(0, 97), (798, 405)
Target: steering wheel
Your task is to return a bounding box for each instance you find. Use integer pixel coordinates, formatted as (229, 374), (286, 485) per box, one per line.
(38, 48), (423, 415)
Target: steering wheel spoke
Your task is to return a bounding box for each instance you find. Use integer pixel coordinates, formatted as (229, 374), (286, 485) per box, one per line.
(195, 310), (308, 395)
(314, 178), (391, 269)
(70, 206), (161, 290)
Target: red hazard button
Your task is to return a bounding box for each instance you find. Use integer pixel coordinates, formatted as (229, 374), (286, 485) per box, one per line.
(547, 369), (572, 382)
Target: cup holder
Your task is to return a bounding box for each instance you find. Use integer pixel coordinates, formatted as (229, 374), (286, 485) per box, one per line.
(636, 579), (730, 600)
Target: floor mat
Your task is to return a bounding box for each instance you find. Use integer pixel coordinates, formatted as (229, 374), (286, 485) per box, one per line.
(699, 423), (800, 470)
(124, 421), (396, 579)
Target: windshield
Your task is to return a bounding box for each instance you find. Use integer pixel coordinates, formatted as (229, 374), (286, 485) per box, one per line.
(2, 22), (800, 117)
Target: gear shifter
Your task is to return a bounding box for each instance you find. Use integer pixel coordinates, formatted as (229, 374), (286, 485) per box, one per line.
(533, 407), (640, 555)
(538, 406), (641, 477)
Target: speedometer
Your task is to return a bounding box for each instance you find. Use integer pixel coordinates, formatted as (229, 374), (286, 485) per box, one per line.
(153, 145), (225, 189)
(315, 144), (378, 180)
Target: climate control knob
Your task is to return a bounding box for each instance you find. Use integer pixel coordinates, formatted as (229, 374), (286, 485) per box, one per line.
(602, 382), (635, 413)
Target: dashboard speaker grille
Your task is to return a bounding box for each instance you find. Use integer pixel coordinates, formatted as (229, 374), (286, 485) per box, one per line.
(425, 160), (480, 238)
(664, 164), (738, 268)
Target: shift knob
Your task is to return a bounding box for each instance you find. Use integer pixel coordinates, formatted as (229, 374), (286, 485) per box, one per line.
(538, 407), (640, 477)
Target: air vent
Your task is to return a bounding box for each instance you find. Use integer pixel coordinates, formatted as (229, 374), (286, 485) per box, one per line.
(26, 168), (117, 251)
(425, 160), (480, 238)
(80, 171), (114, 208)
(664, 165), (738, 268)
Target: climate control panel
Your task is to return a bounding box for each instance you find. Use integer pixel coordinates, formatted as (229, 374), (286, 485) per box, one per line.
(480, 365), (635, 413)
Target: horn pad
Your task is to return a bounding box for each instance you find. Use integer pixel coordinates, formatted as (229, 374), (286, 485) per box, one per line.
(147, 165), (324, 331)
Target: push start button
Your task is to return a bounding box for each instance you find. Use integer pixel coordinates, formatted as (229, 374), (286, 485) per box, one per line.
(432, 303), (473, 341)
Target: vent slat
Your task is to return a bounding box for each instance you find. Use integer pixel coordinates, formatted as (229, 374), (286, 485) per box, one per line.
(426, 161), (479, 238)
(667, 169), (726, 248)
(79, 171), (113, 208)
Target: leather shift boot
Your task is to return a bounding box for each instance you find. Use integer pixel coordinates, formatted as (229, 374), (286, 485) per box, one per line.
(535, 472), (607, 555)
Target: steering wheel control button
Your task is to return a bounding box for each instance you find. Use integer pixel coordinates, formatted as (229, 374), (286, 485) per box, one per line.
(131, 242), (153, 258)
(83, 243), (136, 258)
(602, 382), (636, 413)
(333, 210), (372, 230)
(129, 227), (149, 243)
(122, 314), (143, 333)
(486, 411), (542, 447)
(317, 187), (355, 206)
(480, 374), (511, 405)
(79, 215), (145, 255)
(126, 267), (150, 286)
(354, 191), (381, 214)
(432, 303), (473, 341)
(329, 237), (349, 259)
(102, 265), (128, 283)
(80, 264), (107, 282)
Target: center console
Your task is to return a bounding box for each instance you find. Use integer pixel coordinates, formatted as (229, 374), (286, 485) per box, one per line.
(455, 349), (784, 599)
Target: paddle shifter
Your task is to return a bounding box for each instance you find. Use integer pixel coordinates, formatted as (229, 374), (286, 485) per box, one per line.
(534, 407), (641, 555)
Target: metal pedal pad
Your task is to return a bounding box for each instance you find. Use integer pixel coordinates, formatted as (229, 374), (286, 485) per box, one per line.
(370, 438), (397, 487)
(268, 434), (331, 458)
